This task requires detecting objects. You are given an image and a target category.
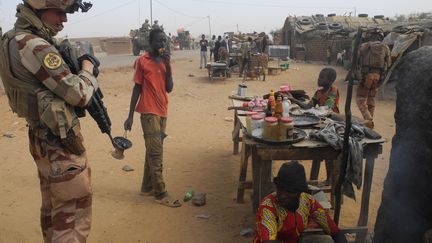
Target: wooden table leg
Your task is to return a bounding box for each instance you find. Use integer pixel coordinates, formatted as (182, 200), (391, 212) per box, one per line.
(310, 160), (321, 180)
(232, 111), (241, 155)
(237, 142), (251, 203)
(252, 147), (273, 213)
(355, 148), (377, 243)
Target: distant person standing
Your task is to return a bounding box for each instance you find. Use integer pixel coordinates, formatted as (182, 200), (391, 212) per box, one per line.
(224, 36), (230, 53)
(152, 20), (160, 29)
(199, 34), (208, 69)
(326, 46), (332, 65)
(337, 50), (346, 66)
(239, 37), (253, 77)
(209, 35), (216, 61)
(214, 35), (222, 61)
(141, 19), (150, 31)
(356, 27), (391, 127)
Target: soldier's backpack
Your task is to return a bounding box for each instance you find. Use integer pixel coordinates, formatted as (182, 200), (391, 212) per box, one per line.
(361, 41), (387, 69)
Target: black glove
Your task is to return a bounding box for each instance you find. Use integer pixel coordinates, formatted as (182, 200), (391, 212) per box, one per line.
(78, 54), (100, 77)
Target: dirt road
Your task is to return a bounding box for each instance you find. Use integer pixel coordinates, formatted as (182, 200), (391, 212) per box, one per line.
(0, 50), (395, 243)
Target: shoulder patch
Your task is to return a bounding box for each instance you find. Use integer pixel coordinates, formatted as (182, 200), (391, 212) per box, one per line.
(43, 52), (62, 70)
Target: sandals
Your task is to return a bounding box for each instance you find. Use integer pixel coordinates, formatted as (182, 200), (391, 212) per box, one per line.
(154, 194), (182, 208)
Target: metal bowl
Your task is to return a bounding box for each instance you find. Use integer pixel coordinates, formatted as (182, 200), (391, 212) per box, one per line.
(112, 136), (132, 150)
(292, 114), (321, 127)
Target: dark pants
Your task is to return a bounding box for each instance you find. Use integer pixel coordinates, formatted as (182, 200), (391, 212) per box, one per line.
(239, 57), (250, 76)
(214, 48), (219, 61)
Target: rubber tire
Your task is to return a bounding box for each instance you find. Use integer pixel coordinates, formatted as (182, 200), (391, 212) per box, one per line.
(299, 18), (312, 25)
(358, 14), (368, 18)
(317, 22), (328, 30)
(327, 13), (336, 17)
(374, 15), (385, 19)
(329, 23), (343, 30)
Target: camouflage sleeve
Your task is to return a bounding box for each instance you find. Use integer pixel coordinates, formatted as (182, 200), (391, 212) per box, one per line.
(15, 34), (97, 107)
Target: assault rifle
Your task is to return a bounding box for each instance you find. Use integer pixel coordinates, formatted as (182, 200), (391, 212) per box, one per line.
(58, 40), (115, 146)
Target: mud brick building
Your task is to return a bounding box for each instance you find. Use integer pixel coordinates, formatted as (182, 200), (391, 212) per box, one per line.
(281, 14), (395, 62)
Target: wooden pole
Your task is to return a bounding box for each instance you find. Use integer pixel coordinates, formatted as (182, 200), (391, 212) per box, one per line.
(334, 27), (363, 224)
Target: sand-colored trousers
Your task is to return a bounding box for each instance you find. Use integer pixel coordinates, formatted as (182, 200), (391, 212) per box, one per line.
(28, 127), (92, 243)
(356, 72), (380, 121)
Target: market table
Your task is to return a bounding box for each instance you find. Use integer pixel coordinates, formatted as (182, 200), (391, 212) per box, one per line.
(230, 98), (385, 240)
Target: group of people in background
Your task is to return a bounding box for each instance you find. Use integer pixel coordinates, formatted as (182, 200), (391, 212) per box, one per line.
(199, 34), (232, 68)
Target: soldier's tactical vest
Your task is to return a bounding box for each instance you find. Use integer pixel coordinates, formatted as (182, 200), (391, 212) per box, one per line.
(0, 30), (44, 121)
(361, 41), (387, 69)
(0, 30), (78, 138)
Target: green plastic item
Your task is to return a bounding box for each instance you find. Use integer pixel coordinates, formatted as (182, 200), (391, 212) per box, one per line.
(183, 187), (195, 202)
(280, 63), (289, 70)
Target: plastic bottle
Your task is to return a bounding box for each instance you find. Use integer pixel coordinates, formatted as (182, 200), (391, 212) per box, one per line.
(274, 96), (283, 118)
(282, 96), (291, 117)
(265, 101), (272, 117)
(269, 90), (276, 112)
(183, 187), (195, 202)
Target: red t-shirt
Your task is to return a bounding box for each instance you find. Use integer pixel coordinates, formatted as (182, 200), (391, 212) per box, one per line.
(254, 193), (339, 243)
(133, 53), (171, 117)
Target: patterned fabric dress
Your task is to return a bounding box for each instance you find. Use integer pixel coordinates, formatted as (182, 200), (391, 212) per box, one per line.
(254, 192), (339, 243)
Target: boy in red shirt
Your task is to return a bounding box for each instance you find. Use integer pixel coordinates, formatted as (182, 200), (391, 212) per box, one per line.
(124, 28), (181, 207)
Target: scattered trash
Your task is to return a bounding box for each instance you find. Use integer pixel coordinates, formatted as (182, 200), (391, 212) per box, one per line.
(183, 187), (195, 202)
(240, 228), (254, 237)
(194, 214), (210, 220)
(192, 193), (207, 206)
(2, 132), (15, 138)
(224, 117), (234, 122)
(188, 74), (195, 77)
(122, 165), (134, 172)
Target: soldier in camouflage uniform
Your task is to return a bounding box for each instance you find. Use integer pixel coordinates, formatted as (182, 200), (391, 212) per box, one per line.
(356, 27), (391, 127)
(0, 0), (96, 242)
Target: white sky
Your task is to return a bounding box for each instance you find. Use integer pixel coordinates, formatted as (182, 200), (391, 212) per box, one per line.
(0, 0), (431, 38)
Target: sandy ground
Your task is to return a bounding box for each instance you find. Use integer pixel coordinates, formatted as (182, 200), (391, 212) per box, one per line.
(0, 50), (396, 243)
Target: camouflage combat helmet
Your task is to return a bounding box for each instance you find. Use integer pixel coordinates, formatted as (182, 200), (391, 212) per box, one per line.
(24, 0), (92, 13)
